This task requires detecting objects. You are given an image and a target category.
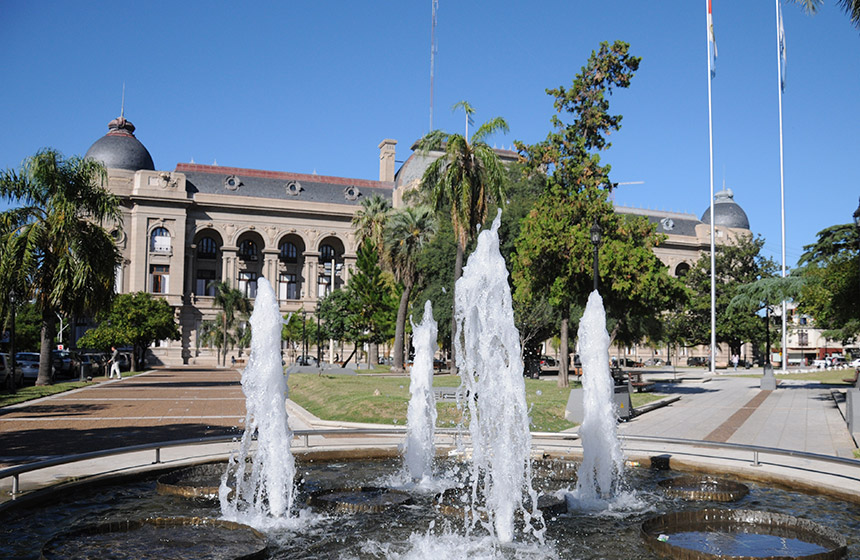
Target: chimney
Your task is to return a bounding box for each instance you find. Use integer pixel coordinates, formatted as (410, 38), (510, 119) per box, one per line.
(378, 139), (397, 182)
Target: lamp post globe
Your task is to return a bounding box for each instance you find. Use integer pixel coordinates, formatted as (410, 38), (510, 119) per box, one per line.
(590, 220), (601, 292)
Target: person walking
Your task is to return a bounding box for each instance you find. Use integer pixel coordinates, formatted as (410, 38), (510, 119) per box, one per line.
(732, 353), (739, 372)
(109, 346), (122, 379)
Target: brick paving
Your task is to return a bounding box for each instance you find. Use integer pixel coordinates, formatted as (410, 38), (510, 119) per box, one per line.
(0, 368), (246, 466)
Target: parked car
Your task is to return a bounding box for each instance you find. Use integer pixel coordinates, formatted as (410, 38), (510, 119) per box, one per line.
(539, 355), (557, 368)
(16, 352), (41, 384)
(0, 353), (23, 390)
(82, 352), (108, 377)
(850, 358), (860, 368)
(644, 358), (665, 367)
(813, 358), (830, 369)
(686, 356), (709, 367)
(296, 355), (318, 367)
(51, 350), (74, 378)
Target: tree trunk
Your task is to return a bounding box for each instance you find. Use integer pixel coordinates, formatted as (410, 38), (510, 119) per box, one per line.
(558, 305), (570, 388)
(451, 241), (465, 377)
(36, 311), (57, 386)
(393, 284), (412, 371)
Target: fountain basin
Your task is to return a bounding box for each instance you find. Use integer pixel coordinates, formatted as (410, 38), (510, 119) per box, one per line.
(40, 516), (268, 560)
(307, 486), (412, 513)
(157, 463), (226, 500)
(658, 475), (749, 502)
(641, 509), (847, 559)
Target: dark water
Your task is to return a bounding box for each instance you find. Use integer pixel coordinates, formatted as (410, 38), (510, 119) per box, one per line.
(0, 459), (857, 559)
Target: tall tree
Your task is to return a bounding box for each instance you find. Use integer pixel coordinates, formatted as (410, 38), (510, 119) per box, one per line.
(346, 241), (396, 366)
(209, 281), (252, 366)
(417, 102), (509, 371)
(0, 149), (121, 385)
(514, 185), (683, 386)
(77, 292), (180, 370)
(352, 194), (391, 253)
(384, 205), (437, 371)
(795, 223), (860, 341)
(514, 41), (646, 387)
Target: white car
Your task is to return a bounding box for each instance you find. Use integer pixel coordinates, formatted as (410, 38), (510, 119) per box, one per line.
(850, 358), (860, 368)
(812, 359), (829, 369)
(16, 352), (41, 384)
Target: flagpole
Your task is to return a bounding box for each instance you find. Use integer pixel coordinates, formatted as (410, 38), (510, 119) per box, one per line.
(776, 0), (788, 372)
(707, 0), (717, 374)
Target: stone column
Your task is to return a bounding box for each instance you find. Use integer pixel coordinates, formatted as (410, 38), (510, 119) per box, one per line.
(221, 246), (238, 288)
(304, 251), (320, 303)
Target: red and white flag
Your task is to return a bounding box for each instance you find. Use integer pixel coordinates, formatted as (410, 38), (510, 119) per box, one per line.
(708, 0), (718, 78)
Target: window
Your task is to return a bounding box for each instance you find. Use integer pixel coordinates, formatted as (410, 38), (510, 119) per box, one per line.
(279, 273), (297, 300)
(675, 262), (690, 278)
(320, 244), (335, 262)
(239, 240), (258, 261)
(279, 241), (298, 263)
(195, 269), (216, 296)
(150, 265), (169, 294)
(799, 331), (809, 346)
(150, 227), (171, 253)
(197, 237), (217, 259)
(238, 271), (257, 299)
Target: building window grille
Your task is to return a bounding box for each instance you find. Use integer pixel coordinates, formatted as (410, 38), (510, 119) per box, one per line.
(197, 237), (217, 259)
(279, 241), (298, 263)
(239, 240), (258, 261)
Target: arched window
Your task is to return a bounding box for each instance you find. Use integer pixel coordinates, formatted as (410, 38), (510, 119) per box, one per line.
(197, 237), (217, 259)
(150, 227), (171, 253)
(279, 241), (298, 263)
(675, 262), (691, 278)
(320, 244), (335, 262)
(239, 240), (258, 261)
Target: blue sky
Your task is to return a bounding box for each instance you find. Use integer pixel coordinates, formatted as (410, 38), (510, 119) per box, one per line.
(1, 1), (857, 268)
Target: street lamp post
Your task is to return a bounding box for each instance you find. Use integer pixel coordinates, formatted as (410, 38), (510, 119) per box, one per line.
(316, 302), (321, 366)
(590, 219), (601, 293)
(301, 309), (307, 364)
(8, 288), (16, 392)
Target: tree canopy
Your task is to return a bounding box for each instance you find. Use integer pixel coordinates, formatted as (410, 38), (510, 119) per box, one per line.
(795, 223), (859, 342)
(77, 292), (179, 370)
(0, 149), (121, 384)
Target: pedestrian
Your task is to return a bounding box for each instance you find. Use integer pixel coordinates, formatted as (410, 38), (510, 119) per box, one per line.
(109, 346), (121, 379)
(732, 353), (739, 371)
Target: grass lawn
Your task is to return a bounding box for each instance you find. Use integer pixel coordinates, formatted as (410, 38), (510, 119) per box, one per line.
(288, 374), (668, 433)
(0, 380), (91, 407)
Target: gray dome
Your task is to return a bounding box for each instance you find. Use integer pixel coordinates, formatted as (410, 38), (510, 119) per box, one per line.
(85, 116), (154, 171)
(701, 188), (750, 230)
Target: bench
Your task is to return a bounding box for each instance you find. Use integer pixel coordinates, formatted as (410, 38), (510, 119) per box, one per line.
(628, 371), (656, 393)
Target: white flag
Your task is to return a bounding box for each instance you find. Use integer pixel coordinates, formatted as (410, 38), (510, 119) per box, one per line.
(778, 2), (787, 92)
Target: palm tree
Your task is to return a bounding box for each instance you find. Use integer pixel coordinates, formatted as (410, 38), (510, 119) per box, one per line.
(0, 149), (121, 385)
(418, 101), (509, 371)
(210, 281), (252, 366)
(384, 206), (437, 370)
(352, 194), (391, 252)
(789, 0), (860, 29)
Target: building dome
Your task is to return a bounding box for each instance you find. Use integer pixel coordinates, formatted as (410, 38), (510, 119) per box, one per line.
(85, 116), (155, 171)
(700, 188), (750, 230)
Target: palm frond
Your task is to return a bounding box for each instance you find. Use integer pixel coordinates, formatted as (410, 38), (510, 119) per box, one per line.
(471, 116), (510, 144)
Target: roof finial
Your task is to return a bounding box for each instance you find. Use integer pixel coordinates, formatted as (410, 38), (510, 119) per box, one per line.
(120, 82), (126, 119)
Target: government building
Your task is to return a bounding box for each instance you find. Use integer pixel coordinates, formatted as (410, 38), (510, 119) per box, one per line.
(83, 113), (773, 368)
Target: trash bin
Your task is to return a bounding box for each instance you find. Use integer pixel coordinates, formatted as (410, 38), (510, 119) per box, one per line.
(614, 383), (632, 420)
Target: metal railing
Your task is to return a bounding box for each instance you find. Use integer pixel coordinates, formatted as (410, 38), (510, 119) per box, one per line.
(1, 428), (857, 499)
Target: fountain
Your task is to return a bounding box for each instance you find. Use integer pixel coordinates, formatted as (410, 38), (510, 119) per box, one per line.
(453, 210), (542, 543)
(403, 300), (438, 483)
(0, 213), (858, 559)
(571, 291), (626, 505)
(220, 276), (296, 526)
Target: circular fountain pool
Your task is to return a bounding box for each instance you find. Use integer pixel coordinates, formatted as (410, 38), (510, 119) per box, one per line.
(0, 457), (857, 559)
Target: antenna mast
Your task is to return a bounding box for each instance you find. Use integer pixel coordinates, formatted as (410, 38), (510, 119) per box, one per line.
(429, 0), (438, 132)
(120, 82), (126, 118)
